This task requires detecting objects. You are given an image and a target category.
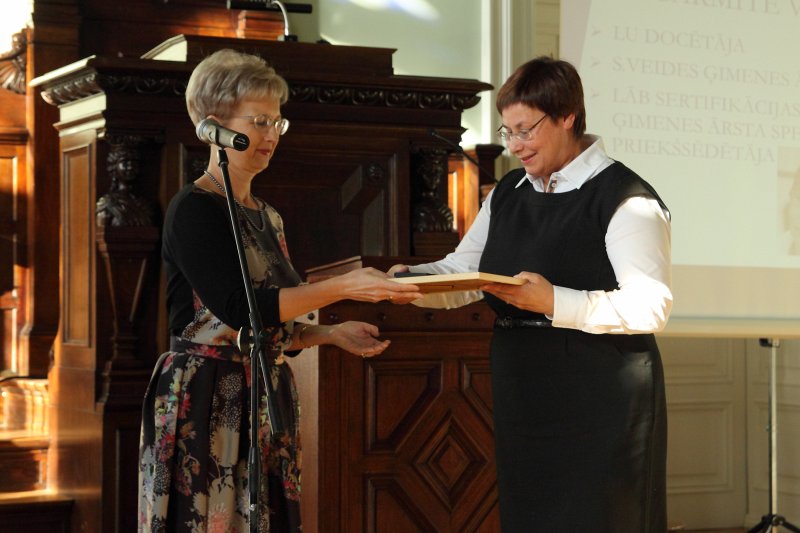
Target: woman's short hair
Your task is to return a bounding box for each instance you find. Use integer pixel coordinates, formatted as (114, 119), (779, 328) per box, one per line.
(185, 48), (289, 125)
(496, 56), (586, 139)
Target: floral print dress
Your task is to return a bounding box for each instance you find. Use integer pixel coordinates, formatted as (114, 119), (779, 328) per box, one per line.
(139, 186), (303, 532)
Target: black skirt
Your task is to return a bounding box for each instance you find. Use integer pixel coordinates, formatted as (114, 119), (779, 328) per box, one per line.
(489, 326), (667, 533)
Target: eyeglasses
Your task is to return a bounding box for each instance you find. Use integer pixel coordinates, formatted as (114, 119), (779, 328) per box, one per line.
(497, 114), (548, 144)
(231, 114), (290, 136)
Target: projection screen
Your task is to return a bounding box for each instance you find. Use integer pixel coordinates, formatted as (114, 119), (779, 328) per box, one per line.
(561, 0), (800, 337)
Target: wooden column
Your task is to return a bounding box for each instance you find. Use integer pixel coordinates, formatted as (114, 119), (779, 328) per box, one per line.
(22, 2), (81, 376)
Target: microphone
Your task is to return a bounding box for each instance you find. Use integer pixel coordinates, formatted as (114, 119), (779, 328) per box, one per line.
(196, 118), (250, 151)
(428, 128), (495, 182)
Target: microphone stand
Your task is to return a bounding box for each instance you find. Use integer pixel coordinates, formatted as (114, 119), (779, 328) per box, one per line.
(214, 147), (282, 533)
(748, 338), (800, 533)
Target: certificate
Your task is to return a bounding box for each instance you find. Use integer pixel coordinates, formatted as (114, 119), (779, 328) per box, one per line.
(390, 271), (525, 294)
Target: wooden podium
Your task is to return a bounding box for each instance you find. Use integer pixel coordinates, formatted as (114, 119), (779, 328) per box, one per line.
(300, 256), (500, 532)
(30, 35), (498, 532)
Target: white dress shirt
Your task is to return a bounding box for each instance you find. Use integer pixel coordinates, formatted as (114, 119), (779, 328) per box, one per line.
(410, 136), (673, 334)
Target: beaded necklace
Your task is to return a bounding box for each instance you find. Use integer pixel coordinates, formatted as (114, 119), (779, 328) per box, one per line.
(203, 170), (266, 232)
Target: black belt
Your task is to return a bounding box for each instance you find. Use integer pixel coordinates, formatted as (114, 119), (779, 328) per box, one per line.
(494, 317), (552, 329)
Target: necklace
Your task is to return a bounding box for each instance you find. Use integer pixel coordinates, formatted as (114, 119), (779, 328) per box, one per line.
(203, 171), (266, 232)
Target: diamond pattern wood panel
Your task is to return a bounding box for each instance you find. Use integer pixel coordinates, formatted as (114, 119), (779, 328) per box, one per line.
(332, 317), (499, 533)
(366, 360), (442, 452)
(366, 476), (438, 532)
(414, 412), (488, 508)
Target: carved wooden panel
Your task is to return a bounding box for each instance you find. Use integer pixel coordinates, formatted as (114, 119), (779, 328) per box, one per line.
(0, 142), (24, 371)
(0, 145), (21, 293)
(62, 143), (95, 346)
(103, 416), (143, 533)
(0, 30), (26, 96)
(344, 332), (499, 533)
(460, 359), (493, 431)
(81, 0), (244, 58)
(0, 495), (73, 533)
(20, 2), (80, 377)
(303, 286), (500, 533)
(0, 436), (48, 492)
(259, 135), (407, 276)
(366, 359), (443, 453)
(178, 137), (401, 277)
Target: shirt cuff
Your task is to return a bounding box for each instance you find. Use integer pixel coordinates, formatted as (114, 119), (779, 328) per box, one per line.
(550, 286), (586, 329)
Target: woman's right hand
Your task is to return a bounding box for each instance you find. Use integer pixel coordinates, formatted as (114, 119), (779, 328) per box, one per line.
(278, 267), (423, 322)
(327, 321), (391, 357)
(338, 267), (423, 304)
(387, 264), (410, 277)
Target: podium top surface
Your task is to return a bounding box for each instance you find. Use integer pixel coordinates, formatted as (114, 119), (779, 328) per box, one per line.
(141, 34), (396, 78)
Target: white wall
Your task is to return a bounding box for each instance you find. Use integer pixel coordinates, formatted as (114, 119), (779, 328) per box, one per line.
(289, 0), (561, 172)
(0, 0), (31, 52)
(290, 0), (485, 146)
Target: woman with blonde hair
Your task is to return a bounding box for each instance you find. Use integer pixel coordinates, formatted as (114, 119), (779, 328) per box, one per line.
(138, 48), (421, 532)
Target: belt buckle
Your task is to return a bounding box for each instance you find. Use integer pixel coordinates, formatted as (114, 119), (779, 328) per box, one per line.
(496, 316), (514, 328)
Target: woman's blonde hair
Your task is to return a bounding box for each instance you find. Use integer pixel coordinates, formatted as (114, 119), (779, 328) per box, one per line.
(185, 48), (289, 125)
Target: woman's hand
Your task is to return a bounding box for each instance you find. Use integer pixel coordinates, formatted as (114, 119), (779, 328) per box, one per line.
(480, 272), (555, 315)
(339, 267), (422, 304)
(328, 321), (391, 358)
(384, 264), (417, 304)
(387, 264), (409, 277)
(279, 267), (423, 322)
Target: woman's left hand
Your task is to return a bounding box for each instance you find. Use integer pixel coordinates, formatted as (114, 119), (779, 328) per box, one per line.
(337, 267), (423, 304)
(329, 321), (391, 358)
(480, 271), (555, 315)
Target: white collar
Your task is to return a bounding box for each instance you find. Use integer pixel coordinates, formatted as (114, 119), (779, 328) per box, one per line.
(514, 135), (614, 192)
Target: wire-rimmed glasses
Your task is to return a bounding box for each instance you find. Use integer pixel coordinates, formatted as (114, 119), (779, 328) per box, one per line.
(497, 114), (548, 144)
(231, 114), (290, 136)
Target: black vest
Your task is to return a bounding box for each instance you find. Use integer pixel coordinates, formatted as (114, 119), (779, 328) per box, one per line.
(478, 161), (668, 321)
